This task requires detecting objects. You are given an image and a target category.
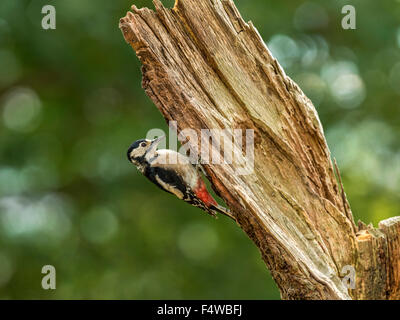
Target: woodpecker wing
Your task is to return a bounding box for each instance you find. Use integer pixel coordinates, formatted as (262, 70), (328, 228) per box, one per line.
(145, 165), (213, 214)
(144, 150), (234, 220)
(146, 165), (187, 200)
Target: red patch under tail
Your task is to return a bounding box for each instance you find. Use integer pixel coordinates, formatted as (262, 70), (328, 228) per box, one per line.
(194, 178), (218, 207)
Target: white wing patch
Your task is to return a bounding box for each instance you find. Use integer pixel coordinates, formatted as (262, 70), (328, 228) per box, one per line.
(155, 174), (184, 199)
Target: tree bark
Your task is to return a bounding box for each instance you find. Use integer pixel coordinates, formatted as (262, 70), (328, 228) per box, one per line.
(119, 0), (400, 300)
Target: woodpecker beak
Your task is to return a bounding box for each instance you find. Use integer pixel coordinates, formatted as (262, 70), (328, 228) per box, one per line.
(146, 136), (165, 157)
(151, 135), (165, 147)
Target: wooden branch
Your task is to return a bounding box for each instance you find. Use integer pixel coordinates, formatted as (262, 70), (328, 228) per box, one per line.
(119, 0), (400, 300)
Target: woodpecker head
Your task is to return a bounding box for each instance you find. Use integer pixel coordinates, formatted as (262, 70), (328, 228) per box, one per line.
(127, 136), (165, 168)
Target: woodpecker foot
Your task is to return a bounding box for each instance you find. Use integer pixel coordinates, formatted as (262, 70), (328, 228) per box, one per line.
(210, 204), (236, 222)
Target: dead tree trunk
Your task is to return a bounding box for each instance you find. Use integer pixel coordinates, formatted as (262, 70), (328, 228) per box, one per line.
(119, 0), (400, 300)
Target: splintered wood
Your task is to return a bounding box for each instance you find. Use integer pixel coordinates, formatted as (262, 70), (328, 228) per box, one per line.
(120, 0), (400, 300)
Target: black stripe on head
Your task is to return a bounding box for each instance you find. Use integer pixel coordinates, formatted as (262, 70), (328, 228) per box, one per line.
(127, 139), (146, 161)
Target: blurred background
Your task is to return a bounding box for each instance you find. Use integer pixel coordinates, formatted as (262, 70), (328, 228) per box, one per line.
(0, 0), (399, 299)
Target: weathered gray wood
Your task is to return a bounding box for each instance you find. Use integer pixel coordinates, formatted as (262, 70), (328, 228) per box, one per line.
(119, 0), (400, 300)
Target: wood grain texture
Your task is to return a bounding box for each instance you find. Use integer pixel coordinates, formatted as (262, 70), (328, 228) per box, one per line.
(120, 0), (400, 300)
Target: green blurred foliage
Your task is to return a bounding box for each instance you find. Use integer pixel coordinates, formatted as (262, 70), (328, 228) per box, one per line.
(0, 0), (399, 299)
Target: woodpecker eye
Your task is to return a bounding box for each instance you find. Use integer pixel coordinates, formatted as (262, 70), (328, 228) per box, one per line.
(141, 142), (147, 147)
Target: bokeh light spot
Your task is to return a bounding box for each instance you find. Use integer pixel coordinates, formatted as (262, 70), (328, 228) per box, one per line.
(2, 87), (42, 132)
(0, 194), (71, 241)
(267, 34), (299, 69)
(321, 61), (366, 108)
(327, 121), (399, 192)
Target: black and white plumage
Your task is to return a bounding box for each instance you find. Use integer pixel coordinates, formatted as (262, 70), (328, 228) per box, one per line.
(127, 136), (234, 220)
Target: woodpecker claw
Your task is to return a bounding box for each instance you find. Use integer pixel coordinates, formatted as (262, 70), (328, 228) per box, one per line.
(210, 204), (236, 222)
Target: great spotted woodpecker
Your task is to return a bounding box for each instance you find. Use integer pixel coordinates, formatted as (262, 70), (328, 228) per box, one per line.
(127, 136), (234, 220)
